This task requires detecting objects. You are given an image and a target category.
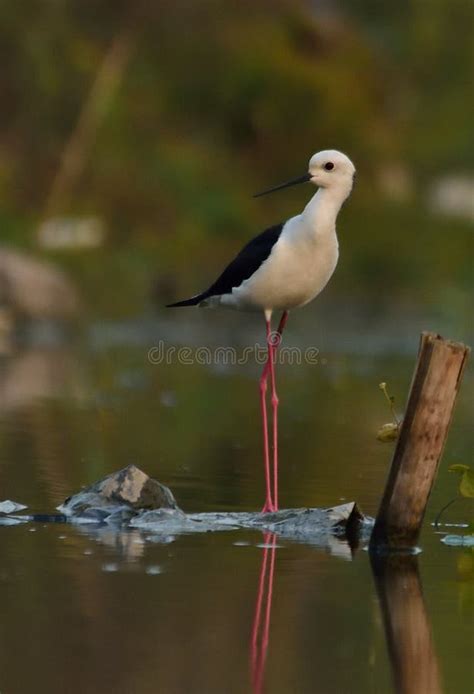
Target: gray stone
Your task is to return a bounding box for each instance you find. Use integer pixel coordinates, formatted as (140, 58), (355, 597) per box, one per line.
(0, 500), (28, 515)
(58, 465), (178, 521)
(1, 466), (370, 554)
(129, 502), (371, 548)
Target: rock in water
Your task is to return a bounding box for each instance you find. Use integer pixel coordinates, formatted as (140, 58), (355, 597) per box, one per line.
(59, 465), (178, 521)
(0, 500), (28, 515)
(99, 465), (177, 509)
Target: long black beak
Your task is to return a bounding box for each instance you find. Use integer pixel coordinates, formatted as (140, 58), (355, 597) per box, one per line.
(253, 172), (312, 198)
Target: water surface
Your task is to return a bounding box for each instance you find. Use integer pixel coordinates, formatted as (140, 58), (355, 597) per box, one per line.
(0, 327), (472, 693)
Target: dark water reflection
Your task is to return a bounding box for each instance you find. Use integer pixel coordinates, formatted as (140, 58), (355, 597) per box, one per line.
(371, 554), (442, 694)
(0, 329), (472, 693)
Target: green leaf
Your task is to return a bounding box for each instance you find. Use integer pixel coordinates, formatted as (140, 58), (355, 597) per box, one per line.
(448, 464), (470, 474)
(448, 463), (474, 499)
(376, 422), (399, 442)
(459, 470), (474, 499)
(448, 464), (474, 499)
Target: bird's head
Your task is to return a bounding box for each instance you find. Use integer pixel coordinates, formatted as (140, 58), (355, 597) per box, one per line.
(308, 150), (356, 190)
(254, 149), (355, 198)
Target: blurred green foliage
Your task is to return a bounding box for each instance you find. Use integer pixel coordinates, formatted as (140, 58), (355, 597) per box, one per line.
(0, 0), (472, 319)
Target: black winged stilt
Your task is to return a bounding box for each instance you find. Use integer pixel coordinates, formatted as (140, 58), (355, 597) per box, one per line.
(167, 150), (356, 512)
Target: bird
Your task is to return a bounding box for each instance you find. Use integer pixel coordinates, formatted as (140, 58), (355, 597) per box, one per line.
(167, 149), (356, 513)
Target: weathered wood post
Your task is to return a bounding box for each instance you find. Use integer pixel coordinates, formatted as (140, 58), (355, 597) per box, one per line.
(370, 332), (470, 552)
(370, 554), (442, 694)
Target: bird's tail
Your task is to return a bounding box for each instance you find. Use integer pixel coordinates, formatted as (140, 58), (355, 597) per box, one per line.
(166, 293), (205, 308)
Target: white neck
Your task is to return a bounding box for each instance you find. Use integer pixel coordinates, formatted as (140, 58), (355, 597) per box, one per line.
(301, 183), (351, 236)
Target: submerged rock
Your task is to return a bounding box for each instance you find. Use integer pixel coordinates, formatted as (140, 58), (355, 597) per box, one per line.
(58, 465), (178, 521)
(0, 516), (29, 526)
(130, 502), (370, 548)
(441, 534), (474, 547)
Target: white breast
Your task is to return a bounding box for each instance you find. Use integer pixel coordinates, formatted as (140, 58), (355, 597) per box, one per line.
(222, 215), (339, 312)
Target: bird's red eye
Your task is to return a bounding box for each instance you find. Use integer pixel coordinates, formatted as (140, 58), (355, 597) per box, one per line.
(324, 162), (334, 171)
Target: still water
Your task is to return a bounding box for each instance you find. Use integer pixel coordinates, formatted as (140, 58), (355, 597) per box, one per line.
(0, 314), (472, 694)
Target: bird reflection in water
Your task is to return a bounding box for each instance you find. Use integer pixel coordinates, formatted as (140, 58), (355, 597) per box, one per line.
(248, 534), (444, 694)
(250, 531), (277, 694)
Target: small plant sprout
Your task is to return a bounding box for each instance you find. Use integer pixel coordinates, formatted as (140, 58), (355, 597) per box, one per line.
(434, 463), (474, 528)
(376, 382), (401, 442)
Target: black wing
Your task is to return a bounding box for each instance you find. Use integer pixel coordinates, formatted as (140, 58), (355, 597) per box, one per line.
(166, 223), (283, 307)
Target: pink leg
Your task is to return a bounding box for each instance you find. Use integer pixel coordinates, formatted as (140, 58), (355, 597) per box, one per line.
(260, 312), (288, 513)
(260, 311), (289, 384)
(268, 332), (279, 511)
(259, 312), (289, 513)
(271, 312), (287, 511)
(259, 349), (274, 513)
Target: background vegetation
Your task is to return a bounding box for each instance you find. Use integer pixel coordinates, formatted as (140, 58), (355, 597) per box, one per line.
(0, 0), (472, 330)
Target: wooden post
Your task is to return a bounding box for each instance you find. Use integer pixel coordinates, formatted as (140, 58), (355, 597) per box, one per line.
(370, 554), (443, 694)
(370, 332), (470, 551)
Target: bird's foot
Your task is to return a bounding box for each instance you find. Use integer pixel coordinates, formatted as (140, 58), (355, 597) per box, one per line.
(261, 501), (278, 514)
